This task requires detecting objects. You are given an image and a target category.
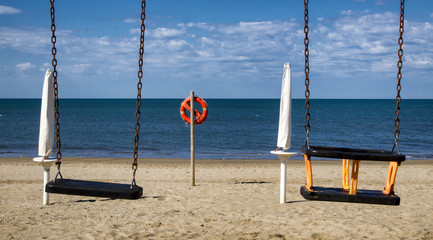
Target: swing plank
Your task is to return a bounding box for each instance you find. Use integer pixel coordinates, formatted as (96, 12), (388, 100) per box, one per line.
(301, 186), (400, 205)
(46, 179), (143, 200)
(301, 146), (405, 162)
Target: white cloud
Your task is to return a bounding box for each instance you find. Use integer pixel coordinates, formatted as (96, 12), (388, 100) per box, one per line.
(0, 27), (49, 54)
(150, 27), (185, 38)
(200, 37), (215, 45)
(98, 36), (110, 46)
(309, 11), (405, 77)
(136, 12), (432, 97)
(129, 28), (140, 35)
(340, 10), (353, 16)
(39, 63), (51, 72)
(123, 18), (139, 23)
(219, 21), (291, 35)
(16, 62), (35, 70)
(166, 39), (188, 51)
(375, 0), (384, 6)
(406, 55), (433, 67)
(2, 9), (432, 98)
(68, 64), (91, 74)
(196, 50), (214, 58)
(0, 5), (20, 15)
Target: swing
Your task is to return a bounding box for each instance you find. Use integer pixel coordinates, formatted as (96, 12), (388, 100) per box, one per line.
(44, 0), (147, 200)
(299, 0), (406, 205)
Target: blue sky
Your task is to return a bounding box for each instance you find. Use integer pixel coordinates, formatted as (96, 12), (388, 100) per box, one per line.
(1, 0), (432, 99)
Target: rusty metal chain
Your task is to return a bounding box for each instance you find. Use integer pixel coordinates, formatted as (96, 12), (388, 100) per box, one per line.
(302, 0), (404, 152)
(50, 0), (62, 177)
(393, 0), (405, 153)
(132, 0), (146, 186)
(304, 0), (311, 148)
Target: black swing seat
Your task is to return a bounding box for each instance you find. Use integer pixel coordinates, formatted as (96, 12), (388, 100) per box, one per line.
(46, 179), (143, 200)
(301, 145), (405, 162)
(300, 186), (401, 205)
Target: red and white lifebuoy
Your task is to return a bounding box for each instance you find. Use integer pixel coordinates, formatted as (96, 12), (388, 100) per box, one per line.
(180, 96), (208, 124)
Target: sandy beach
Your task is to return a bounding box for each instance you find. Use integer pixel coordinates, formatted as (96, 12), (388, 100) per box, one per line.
(1, 157), (432, 239)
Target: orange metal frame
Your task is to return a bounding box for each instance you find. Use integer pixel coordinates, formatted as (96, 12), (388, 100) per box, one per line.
(303, 154), (400, 196)
(303, 154), (314, 191)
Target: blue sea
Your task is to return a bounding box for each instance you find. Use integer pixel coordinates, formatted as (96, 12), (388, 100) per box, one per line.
(0, 99), (432, 160)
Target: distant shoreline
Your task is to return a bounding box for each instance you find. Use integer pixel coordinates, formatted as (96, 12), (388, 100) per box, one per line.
(2, 98), (433, 100)
(2, 157), (432, 165)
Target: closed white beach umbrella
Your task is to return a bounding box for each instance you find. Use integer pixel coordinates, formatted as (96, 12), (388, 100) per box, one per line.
(271, 63), (296, 204)
(277, 63), (292, 150)
(38, 70), (55, 157)
(34, 70), (57, 205)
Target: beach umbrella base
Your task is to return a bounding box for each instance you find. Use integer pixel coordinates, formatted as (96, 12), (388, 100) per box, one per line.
(270, 151), (297, 204)
(33, 157), (57, 205)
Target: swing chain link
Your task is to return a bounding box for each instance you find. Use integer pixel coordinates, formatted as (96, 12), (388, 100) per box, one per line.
(132, 0), (146, 186)
(50, 0), (62, 171)
(304, 0), (311, 148)
(393, 0), (405, 153)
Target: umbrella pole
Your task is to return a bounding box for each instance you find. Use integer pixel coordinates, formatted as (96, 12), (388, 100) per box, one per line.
(43, 165), (51, 205)
(270, 152), (296, 203)
(190, 90), (195, 186)
(280, 158), (287, 204)
(34, 158), (56, 205)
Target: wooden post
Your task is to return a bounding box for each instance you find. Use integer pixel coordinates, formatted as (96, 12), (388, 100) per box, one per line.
(190, 90), (195, 186)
